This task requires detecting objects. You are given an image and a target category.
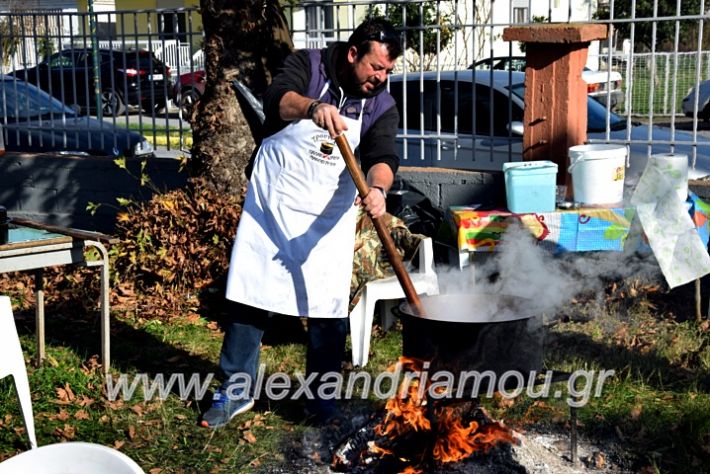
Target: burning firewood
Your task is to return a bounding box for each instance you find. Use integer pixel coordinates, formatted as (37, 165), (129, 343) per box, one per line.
(332, 357), (519, 472)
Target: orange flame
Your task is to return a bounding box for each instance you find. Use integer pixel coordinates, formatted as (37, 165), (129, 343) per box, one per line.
(376, 358), (431, 438)
(432, 407), (517, 463)
(374, 357), (517, 465)
(400, 467), (424, 474)
(368, 442), (393, 457)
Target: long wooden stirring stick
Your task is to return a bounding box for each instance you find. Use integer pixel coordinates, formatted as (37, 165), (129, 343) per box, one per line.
(335, 134), (426, 317)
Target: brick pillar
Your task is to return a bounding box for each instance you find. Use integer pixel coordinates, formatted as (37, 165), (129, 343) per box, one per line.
(503, 24), (608, 191)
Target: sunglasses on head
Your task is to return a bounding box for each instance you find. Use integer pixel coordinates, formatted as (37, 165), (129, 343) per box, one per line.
(363, 29), (400, 44)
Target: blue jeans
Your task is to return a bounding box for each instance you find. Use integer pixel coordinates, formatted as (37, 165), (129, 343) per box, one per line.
(218, 301), (347, 413)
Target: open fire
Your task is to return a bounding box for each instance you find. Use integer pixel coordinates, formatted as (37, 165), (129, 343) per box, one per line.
(333, 358), (518, 472)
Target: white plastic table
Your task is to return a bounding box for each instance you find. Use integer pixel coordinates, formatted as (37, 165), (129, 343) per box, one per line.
(0, 226), (111, 375)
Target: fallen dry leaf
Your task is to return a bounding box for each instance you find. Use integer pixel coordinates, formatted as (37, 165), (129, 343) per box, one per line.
(630, 405), (642, 420)
(56, 410), (70, 422)
(104, 400), (125, 410)
(131, 404), (144, 417)
(74, 410), (90, 421)
(114, 440), (125, 450)
(76, 396), (95, 408)
(127, 425), (137, 440)
(55, 383), (76, 405)
(184, 313), (201, 324)
(591, 451), (606, 469)
(54, 424), (76, 440)
(242, 431), (257, 444)
(149, 469), (162, 474)
(80, 355), (101, 375)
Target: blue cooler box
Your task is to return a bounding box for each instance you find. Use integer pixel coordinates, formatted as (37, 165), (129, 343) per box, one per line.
(503, 161), (558, 213)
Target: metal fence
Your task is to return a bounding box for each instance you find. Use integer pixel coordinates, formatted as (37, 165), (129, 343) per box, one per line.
(0, 8), (203, 154)
(0, 1), (709, 170)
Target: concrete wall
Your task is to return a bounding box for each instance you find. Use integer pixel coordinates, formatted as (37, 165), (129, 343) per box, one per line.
(0, 152), (188, 232)
(4, 151), (710, 236)
(0, 153), (498, 233)
(398, 166), (504, 210)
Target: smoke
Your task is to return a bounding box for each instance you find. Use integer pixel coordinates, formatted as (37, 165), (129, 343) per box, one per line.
(435, 221), (663, 320)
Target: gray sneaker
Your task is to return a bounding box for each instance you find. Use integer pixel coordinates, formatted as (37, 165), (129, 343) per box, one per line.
(200, 390), (254, 429)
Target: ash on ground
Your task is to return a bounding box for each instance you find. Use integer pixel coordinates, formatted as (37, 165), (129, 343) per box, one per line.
(256, 406), (635, 474)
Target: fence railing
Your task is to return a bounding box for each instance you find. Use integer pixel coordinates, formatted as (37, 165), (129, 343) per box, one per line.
(0, 2), (709, 164)
(0, 8), (204, 153)
(589, 51), (710, 117)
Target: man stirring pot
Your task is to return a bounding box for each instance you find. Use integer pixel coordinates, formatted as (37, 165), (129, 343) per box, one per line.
(201, 18), (403, 428)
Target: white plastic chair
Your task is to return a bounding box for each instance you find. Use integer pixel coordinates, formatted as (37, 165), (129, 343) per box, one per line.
(349, 237), (439, 367)
(0, 295), (37, 450)
(0, 296), (144, 474)
(0, 442), (144, 474)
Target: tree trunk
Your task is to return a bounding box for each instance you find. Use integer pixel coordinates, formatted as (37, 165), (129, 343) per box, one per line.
(191, 0), (293, 195)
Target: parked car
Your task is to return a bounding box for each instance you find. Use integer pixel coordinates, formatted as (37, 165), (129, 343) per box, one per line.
(12, 48), (172, 116)
(0, 76), (153, 157)
(389, 70), (710, 183)
(682, 80), (710, 121)
(172, 69), (205, 120)
(470, 56), (624, 110)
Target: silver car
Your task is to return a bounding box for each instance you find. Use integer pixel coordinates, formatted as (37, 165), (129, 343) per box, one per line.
(0, 76), (153, 157)
(471, 56), (624, 110)
(390, 70), (710, 182)
(682, 79), (710, 121)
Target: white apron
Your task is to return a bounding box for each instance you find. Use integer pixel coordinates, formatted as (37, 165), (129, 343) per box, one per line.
(226, 83), (365, 319)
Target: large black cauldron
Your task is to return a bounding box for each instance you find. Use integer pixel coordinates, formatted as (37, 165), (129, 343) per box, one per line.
(399, 293), (544, 381)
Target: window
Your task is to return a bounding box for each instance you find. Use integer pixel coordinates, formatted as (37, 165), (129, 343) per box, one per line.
(389, 80), (437, 131)
(306, 3), (334, 47)
(391, 79), (524, 137)
(439, 81), (523, 136)
(513, 7), (528, 24)
(96, 21), (116, 40)
(440, 81), (473, 134)
(160, 12), (187, 41)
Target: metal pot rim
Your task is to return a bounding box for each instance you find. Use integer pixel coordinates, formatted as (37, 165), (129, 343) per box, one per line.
(399, 293), (536, 324)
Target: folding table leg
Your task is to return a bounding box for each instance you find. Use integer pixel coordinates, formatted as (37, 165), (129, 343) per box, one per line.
(34, 268), (45, 367)
(100, 255), (110, 376)
(85, 240), (112, 376)
(570, 396), (580, 465)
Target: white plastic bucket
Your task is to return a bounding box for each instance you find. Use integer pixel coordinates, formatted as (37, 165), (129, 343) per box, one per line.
(568, 144), (627, 206)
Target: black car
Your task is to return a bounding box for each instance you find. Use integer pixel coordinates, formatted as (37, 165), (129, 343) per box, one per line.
(0, 75), (153, 157)
(12, 48), (172, 116)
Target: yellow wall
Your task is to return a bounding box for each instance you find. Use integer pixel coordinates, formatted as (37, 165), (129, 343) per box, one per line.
(109, 1), (203, 42)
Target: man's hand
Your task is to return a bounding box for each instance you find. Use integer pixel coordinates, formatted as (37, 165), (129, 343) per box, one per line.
(356, 187), (387, 219)
(279, 92), (348, 138)
(311, 102), (348, 138)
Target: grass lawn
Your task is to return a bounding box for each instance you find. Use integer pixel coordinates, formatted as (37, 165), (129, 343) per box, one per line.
(121, 123), (193, 149)
(0, 279), (708, 473)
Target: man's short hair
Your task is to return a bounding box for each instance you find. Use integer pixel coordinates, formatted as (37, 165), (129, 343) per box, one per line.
(348, 18), (403, 60)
